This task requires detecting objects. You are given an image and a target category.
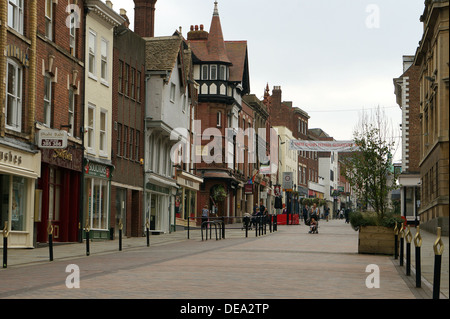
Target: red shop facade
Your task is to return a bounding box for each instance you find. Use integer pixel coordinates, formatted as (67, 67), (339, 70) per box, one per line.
(36, 147), (83, 243)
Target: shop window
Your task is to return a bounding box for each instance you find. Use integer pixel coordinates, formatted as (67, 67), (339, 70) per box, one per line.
(86, 177), (109, 230)
(48, 168), (61, 222)
(0, 175), (27, 232)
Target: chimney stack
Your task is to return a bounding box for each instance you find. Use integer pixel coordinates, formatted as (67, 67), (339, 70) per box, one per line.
(120, 8), (130, 28)
(133, 0), (157, 37)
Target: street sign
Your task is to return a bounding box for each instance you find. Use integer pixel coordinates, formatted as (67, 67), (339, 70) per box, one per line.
(38, 130), (68, 149)
(282, 172), (293, 191)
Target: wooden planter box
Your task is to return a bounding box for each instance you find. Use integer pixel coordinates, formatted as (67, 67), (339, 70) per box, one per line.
(358, 226), (395, 255)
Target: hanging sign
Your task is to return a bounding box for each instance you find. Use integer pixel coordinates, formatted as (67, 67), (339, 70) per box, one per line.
(38, 130), (68, 149)
(289, 140), (358, 152)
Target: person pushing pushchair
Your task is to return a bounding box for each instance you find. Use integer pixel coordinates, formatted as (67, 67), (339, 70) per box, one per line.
(307, 203), (319, 233)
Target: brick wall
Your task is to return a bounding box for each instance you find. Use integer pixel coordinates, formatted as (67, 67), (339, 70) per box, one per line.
(35, 0), (84, 138)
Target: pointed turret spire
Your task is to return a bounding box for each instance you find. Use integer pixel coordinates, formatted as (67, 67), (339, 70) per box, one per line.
(206, 1), (231, 63)
(213, 1), (219, 16)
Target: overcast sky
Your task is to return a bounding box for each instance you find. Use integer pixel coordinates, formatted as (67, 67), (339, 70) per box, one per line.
(108, 0), (425, 161)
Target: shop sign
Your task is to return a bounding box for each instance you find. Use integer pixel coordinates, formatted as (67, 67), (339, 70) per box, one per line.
(0, 150), (22, 165)
(282, 172), (293, 191)
(38, 130), (68, 149)
(244, 184), (253, 194)
(84, 162), (111, 178)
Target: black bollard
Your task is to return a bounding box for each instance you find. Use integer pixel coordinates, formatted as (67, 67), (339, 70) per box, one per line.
(146, 219), (150, 247)
(414, 226), (422, 288)
(399, 224), (404, 266)
(245, 220), (248, 238)
(3, 222), (8, 268)
(394, 223), (399, 260)
(119, 229), (122, 251)
(406, 226), (412, 276)
(86, 230), (90, 256)
(187, 215), (190, 240)
(432, 227), (444, 299)
(222, 217), (225, 239)
(118, 219), (123, 251)
(269, 215), (272, 233)
(2, 236), (7, 269)
(48, 222), (54, 262)
(48, 233), (54, 261)
(416, 246), (421, 287)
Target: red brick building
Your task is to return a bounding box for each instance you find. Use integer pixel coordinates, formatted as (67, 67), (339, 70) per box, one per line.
(34, 0), (85, 243)
(264, 86), (314, 200)
(187, 2), (250, 219)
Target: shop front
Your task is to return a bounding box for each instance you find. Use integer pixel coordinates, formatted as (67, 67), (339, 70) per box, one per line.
(0, 143), (41, 248)
(83, 159), (113, 240)
(175, 170), (203, 224)
(36, 148), (83, 243)
(145, 172), (178, 234)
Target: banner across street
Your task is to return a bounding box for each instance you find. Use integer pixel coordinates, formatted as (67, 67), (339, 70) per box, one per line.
(289, 140), (358, 152)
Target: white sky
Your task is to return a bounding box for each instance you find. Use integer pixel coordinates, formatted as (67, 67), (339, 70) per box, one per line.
(107, 0), (425, 162)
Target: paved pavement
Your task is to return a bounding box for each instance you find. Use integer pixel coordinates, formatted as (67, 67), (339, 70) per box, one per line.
(0, 219), (448, 301)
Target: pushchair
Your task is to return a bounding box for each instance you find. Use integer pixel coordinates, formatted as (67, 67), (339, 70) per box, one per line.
(243, 214), (252, 230)
(308, 217), (318, 234)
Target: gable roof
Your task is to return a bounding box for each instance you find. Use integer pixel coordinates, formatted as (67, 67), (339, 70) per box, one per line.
(145, 35), (184, 72)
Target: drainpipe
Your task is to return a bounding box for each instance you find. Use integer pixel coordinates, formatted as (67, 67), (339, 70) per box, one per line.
(28, 0), (37, 141)
(0, 0), (8, 137)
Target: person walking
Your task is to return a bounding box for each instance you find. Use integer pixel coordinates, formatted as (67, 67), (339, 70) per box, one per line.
(201, 205), (209, 229)
(302, 204), (309, 225)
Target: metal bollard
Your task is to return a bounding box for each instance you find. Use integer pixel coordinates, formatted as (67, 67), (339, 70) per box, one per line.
(118, 219), (123, 251)
(146, 219), (150, 247)
(405, 226), (412, 276)
(187, 215), (190, 240)
(394, 223), (399, 260)
(85, 221), (90, 256)
(245, 220), (248, 238)
(2, 222), (8, 268)
(414, 226), (422, 288)
(48, 221), (54, 262)
(432, 227), (444, 299)
(222, 217), (225, 239)
(399, 223), (404, 266)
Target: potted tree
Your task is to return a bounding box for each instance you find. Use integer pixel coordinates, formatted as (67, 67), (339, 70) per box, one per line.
(342, 109), (403, 255)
